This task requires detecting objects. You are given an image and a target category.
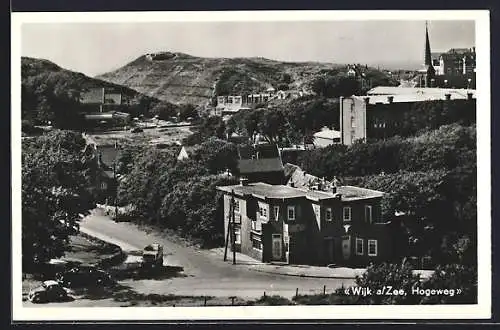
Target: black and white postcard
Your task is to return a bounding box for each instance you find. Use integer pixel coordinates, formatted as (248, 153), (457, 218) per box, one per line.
(11, 10), (491, 321)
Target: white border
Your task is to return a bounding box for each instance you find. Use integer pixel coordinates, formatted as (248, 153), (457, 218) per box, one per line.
(11, 10), (491, 321)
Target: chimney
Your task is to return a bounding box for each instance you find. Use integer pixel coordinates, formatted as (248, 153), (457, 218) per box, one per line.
(289, 181), (295, 188)
(387, 96), (394, 104)
(363, 97), (370, 104)
(240, 177), (248, 186)
(467, 92), (473, 101)
(445, 94), (451, 101)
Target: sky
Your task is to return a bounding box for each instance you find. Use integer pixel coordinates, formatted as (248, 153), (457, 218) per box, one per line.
(21, 20), (475, 77)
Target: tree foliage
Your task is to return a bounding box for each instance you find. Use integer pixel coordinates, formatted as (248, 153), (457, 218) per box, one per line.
(117, 138), (239, 247)
(22, 130), (97, 268)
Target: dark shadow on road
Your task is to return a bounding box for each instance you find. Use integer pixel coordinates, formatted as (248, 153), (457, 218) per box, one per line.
(109, 265), (186, 281)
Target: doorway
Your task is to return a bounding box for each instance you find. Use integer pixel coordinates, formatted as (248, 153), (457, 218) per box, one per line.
(324, 237), (335, 264)
(342, 235), (351, 260)
(272, 234), (282, 261)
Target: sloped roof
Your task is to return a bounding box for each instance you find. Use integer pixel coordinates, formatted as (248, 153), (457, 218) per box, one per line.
(313, 129), (341, 140)
(238, 158), (284, 174)
(283, 163), (384, 201)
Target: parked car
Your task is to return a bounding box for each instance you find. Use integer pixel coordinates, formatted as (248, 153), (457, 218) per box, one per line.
(141, 243), (164, 268)
(56, 265), (114, 288)
(28, 280), (69, 304)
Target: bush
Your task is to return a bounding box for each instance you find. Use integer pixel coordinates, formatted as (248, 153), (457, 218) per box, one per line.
(254, 295), (294, 305)
(419, 264), (477, 304)
(353, 262), (422, 304)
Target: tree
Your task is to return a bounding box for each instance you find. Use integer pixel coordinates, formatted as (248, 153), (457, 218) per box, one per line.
(178, 104), (199, 121)
(150, 101), (178, 120)
(22, 130), (97, 269)
(258, 108), (287, 143)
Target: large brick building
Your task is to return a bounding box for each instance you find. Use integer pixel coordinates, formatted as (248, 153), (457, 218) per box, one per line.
(217, 177), (392, 267)
(340, 87), (476, 145)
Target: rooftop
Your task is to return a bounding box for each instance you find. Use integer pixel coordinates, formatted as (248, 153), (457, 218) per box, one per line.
(238, 158), (284, 174)
(284, 163), (384, 201)
(217, 181), (384, 202)
(313, 128), (341, 140)
(217, 182), (305, 199)
(360, 86), (476, 104)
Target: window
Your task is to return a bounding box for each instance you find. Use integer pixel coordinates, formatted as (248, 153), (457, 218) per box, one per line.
(368, 239), (378, 256)
(273, 206), (280, 221)
(287, 206), (296, 221)
(100, 182), (107, 190)
(234, 228), (241, 244)
(325, 207), (333, 222)
(343, 207), (351, 222)
(356, 238), (364, 255)
(365, 205), (373, 223)
(258, 202), (267, 220)
(252, 238), (262, 251)
(251, 219), (261, 232)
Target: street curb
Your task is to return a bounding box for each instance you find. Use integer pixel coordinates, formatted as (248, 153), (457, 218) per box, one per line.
(247, 267), (359, 280)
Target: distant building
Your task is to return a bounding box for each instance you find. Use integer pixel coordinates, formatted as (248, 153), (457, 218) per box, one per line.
(418, 23), (476, 89)
(80, 87), (126, 113)
(215, 95), (251, 116)
(313, 127), (341, 147)
(340, 87), (476, 145)
(176, 145), (199, 161)
(346, 64), (372, 91)
(217, 173), (392, 266)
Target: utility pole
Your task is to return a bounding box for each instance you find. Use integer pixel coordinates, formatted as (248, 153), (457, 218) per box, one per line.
(223, 214), (230, 262)
(113, 160), (118, 220)
(231, 189), (236, 265)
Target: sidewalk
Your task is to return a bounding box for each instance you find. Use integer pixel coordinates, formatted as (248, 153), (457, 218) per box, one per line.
(208, 248), (434, 280)
(208, 247), (364, 279)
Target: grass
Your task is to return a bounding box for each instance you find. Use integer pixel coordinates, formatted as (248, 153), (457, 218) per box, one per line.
(65, 234), (122, 265)
(22, 233), (123, 298)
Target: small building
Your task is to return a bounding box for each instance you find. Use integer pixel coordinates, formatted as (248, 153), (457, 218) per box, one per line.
(80, 87), (125, 113)
(217, 178), (391, 266)
(176, 145), (199, 161)
(313, 127), (341, 147)
(236, 144), (285, 185)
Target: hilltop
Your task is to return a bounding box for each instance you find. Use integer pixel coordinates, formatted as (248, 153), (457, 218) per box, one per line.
(21, 57), (167, 126)
(96, 51), (353, 105)
(22, 57), (156, 103)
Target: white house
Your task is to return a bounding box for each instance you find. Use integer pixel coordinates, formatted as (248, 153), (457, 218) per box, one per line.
(313, 127), (341, 147)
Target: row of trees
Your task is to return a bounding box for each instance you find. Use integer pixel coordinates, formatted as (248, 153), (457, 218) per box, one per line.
(116, 138), (239, 247)
(22, 131), (97, 269)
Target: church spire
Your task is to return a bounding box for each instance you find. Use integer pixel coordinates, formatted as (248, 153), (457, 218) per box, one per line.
(424, 21), (432, 66)
(424, 21), (435, 87)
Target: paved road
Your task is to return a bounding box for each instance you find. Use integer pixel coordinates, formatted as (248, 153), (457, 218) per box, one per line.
(78, 209), (354, 300)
